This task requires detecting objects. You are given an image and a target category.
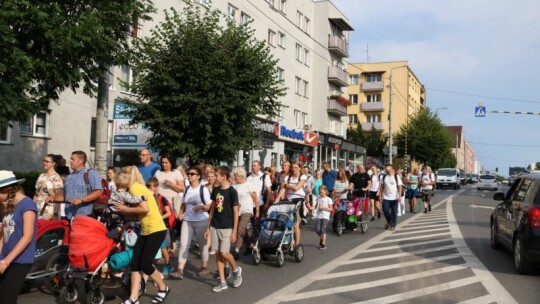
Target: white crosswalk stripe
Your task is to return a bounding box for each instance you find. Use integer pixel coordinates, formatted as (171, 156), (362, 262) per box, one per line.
(256, 191), (517, 304)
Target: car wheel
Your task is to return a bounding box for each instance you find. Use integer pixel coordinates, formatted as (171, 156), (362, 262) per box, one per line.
(514, 237), (533, 274)
(490, 221), (501, 250)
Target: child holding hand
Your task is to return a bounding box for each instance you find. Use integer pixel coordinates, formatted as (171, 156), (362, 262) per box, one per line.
(311, 185), (333, 250)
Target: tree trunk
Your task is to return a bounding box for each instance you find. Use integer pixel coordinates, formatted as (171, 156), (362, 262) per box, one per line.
(94, 66), (110, 178)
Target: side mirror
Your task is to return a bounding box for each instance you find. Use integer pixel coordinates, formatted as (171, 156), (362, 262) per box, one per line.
(493, 192), (505, 201)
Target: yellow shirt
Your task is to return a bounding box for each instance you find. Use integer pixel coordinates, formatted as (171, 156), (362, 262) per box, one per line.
(129, 183), (166, 235)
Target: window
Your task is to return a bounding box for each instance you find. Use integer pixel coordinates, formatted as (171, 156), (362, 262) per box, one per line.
(348, 114), (358, 124)
(349, 74), (359, 85)
(295, 44), (302, 61)
(0, 126), (11, 144)
(366, 74), (382, 82)
(227, 4), (238, 22)
(366, 114), (381, 123)
(295, 77), (301, 94)
(267, 30), (276, 46)
(267, 0), (276, 7)
(240, 13), (250, 26)
(367, 94), (382, 102)
(296, 11), (303, 28)
(303, 80), (309, 97)
(278, 32), (285, 48)
(304, 17), (310, 34)
(199, 0), (209, 5)
(276, 67), (284, 81)
(294, 110), (301, 127)
(119, 65), (133, 92)
(301, 112), (307, 127)
(20, 111), (49, 137)
(278, 0), (286, 13)
(349, 94), (358, 104)
(303, 49), (310, 65)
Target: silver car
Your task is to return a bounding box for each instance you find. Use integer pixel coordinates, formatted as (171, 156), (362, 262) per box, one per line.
(477, 174), (498, 190)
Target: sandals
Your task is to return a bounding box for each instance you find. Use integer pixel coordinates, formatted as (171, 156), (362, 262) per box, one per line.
(152, 286), (170, 304)
(123, 298), (139, 304)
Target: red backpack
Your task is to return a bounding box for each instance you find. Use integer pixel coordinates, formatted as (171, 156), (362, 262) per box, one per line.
(156, 194), (176, 228)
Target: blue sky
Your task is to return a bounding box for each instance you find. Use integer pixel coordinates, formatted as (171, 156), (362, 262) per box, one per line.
(331, 0), (540, 176)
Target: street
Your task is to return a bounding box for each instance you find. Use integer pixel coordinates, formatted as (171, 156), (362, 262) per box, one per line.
(18, 184), (540, 304)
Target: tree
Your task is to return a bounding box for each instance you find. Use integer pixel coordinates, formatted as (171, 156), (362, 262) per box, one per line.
(347, 124), (387, 157)
(124, 2), (285, 164)
(394, 108), (456, 170)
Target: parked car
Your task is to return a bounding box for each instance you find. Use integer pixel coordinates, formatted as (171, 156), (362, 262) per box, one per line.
(490, 174), (540, 274)
(469, 174), (479, 184)
(477, 174), (498, 191)
(436, 168), (460, 189)
(460, 173), (470, 185)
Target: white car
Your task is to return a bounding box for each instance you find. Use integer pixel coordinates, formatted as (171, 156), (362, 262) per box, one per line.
(477, 174), (498, 190)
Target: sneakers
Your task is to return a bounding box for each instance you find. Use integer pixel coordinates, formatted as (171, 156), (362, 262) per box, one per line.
(319, 244), (327, 250)
(212, 281), (228, 292)
(209, 249), (216, 255)
(389, 227), (395, 231)
(197, 267), (209, 277)
(384, 224), (389, 230)
(212, 267), (232, 280)
(232, 267), (243, 288)
(168, 269), (183, 280)
(428, 205), (432, 212)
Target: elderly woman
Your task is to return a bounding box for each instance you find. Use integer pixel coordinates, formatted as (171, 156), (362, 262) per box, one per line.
(115, 166), (169, 304)
(231, 167), (259, 259)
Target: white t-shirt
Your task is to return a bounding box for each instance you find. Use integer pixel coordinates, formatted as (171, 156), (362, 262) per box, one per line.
(315, 196), (333, 220)
(382, 174), (403, 200)
(334, 180), (349, 199)
(420, 173), (435, 190)
(246, 171), (271, 206)
(154, 170), (184, 201)
(286, 174), (307, 199)
(233, 182), (257, 215)
(182, 184), (212, 222)
(304, 174), (314, 193)
(370, 174), (380, 192)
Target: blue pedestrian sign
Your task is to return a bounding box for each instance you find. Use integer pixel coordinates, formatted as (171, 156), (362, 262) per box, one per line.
(475, 103), (486, 117)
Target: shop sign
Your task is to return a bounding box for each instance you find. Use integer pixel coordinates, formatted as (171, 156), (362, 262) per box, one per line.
(276, 125), (305, 144)
(304, 131), (319, 147)
(253, 118), (278, 139)
(325, 134), (343, 149)
(112, 102), (152, 146)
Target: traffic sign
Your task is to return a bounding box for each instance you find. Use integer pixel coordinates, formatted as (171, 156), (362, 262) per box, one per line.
(475, 106), (486, 117)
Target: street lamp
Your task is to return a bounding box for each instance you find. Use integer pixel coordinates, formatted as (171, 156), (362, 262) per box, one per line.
(388, 65), (408, 165)
(435, 107), (448, 114)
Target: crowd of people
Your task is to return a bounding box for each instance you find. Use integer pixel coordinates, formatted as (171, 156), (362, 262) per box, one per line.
(0, 149), (437, 303)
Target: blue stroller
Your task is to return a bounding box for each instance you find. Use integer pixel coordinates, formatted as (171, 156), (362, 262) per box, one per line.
(252, 201), (304, 267)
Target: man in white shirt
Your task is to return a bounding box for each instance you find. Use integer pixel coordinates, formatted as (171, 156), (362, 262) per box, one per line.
(246, 160), (272, 214)
(379, 164), (403, 231)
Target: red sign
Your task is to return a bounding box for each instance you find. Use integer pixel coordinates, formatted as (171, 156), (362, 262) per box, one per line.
(334, 144), (340, 150)
(304, 131), (319, 147)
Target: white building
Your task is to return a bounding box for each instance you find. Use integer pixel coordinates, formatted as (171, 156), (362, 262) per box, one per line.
(0, 0), (364, 172)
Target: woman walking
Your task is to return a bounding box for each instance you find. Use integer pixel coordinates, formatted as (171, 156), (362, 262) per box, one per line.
(34, 154), (64, 220)
(231, 167), (258, 259)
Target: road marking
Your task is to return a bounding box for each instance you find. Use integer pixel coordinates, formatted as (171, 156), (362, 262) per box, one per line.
(469, 204), (494, 210)
(392, 227), (450, 234)
(359, 237), (453, 253)
(405, 220), (449, 228)
(377, 232), (451, 243)
(456, 294), (495, 304)
(397, 223), (450, 231)
(336, 244), (458, 265)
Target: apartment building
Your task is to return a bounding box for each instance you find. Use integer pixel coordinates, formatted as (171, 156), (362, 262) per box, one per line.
(447, 125), (477, 173)
(0, 0), (363, 172)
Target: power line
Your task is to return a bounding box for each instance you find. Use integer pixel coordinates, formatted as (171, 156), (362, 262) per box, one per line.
(427, 88), (540, 104)
(468, 140), (540, 147)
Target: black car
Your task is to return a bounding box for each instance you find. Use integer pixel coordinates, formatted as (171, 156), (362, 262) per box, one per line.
(490, 173), (540, 274)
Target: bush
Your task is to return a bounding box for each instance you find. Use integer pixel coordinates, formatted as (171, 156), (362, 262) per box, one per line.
(13, 171), (41, 198)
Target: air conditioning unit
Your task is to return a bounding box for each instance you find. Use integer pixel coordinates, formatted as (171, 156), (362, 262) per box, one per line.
(303, 124), (312, 131)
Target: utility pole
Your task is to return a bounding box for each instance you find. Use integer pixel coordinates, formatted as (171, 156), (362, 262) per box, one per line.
(94, 65), (110, 177)
(388, 72), (393, 165)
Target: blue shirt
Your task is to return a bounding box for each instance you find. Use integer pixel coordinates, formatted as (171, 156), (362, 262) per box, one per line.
(1, 197), (37, 264)
(137, 162), (161, 182)
(64, 167), (103, 218)
(322, 169), (337, 191)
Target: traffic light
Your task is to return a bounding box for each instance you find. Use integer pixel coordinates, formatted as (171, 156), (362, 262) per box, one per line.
(496, 167), (498, 172)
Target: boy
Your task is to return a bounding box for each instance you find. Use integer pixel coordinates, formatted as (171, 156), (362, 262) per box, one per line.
(105, 173), (145, 238)
(205, 166), (242, 292)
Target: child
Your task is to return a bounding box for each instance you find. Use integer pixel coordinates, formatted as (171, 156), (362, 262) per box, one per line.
(105, 173), (145, 238)
(312, 185), (333, 250)
(146, 177), (173, 277)
(205, 166), (242, 292)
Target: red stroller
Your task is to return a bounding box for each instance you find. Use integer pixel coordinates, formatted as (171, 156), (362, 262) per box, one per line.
(332, 191), (370, 236)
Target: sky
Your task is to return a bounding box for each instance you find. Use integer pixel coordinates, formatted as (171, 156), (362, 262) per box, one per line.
(331, 0), (540, 176)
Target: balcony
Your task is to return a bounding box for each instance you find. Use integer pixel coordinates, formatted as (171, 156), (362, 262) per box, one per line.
(361, 122), (384, 131)
(361, 102), (385, 112)
(328, 35), (349, 58)
(362, 81), (384, 91)
(327, 98), (347, 116)
(328, 66), (348, 87)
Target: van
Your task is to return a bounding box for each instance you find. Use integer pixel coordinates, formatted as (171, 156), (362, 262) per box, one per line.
(436, 168), (460, 189)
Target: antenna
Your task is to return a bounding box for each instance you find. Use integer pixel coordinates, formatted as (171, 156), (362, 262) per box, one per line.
(365, 43), (371, 63)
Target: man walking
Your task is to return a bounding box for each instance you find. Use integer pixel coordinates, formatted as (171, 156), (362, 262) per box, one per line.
(348, 164), (371, 198)
(54, 151), (103, 219)
(247, 160), (272, 214)
(321, 162), (337, 196)
(406, 168), (419, 213)
(420, 166), (435, 213)
(379, 164), (403, 231)
(137, 148), (160, 182)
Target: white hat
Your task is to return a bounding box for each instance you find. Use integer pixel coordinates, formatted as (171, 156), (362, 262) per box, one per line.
(0, 171), (25, 188)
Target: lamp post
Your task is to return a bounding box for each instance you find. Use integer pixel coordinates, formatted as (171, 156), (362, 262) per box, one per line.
(388, 65), (407, 165)
(435, 107), (448, 114)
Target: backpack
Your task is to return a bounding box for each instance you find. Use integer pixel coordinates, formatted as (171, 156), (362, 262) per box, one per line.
(184, 185), (205, 204)
(83, 169), (111, 212)
(383, 174), (404, 197)
(156, 193), (176, 228)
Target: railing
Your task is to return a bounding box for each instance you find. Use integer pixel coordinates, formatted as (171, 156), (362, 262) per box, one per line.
(361, 122), (384, 131)
(361, 102), (385, 112)
(328, 66), (348, 87)
(328, 35), (349, 57)
(362, 81), (384, 91)
(327, 98), (347, 116)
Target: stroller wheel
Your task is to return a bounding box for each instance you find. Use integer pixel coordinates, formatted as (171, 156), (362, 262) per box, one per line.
(294, 245), (304, 263)
(261, 252), (270, 261)
(86, 288), (105, 304)
(44, 252), (69, 294)
(252, 250), (261, 265)
(360, 213), (369, 233)
(59, 285), (79, 304)
(276, 251), (285, 268)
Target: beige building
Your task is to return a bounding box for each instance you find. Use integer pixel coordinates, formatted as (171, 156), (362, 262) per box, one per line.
(346, 61), (426, 169)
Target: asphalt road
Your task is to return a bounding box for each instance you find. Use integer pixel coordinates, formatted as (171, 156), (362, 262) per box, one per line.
(18, 184), (540, 303)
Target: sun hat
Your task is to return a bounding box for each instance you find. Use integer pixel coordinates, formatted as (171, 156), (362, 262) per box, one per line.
(0, 171), (25, 188)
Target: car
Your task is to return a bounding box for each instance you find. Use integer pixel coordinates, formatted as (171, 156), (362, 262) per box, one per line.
(469, 174), (479, 184)
(477, 174), (498, 191)
(436, 168), (460, 189)
(490, 174), (540, 274)
(460, 173), (470, 185)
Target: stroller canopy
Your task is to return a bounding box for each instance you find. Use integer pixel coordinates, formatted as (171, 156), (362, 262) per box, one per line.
(68, 216), (115, 271)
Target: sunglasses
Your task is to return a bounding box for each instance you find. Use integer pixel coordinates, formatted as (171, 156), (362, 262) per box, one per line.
(187, 172), (199, 176)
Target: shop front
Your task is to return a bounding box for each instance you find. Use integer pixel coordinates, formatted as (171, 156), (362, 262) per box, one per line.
(318, 132), (366, 170)
(277, 124), (319, 170)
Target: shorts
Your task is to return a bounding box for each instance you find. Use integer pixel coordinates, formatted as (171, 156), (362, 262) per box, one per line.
(406, 188), (418, 199)
(369, 191), (379, 201)
(421, 189), (432, 202)
(210, 227), (232, 253)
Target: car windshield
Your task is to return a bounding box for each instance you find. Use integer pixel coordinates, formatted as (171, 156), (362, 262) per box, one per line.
(438, 169), (456, 176)
(480, 175), (495, 180)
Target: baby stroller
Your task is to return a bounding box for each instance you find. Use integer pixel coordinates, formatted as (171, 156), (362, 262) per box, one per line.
(332, 191), (369, 236)
(25, 219), (70, 293)
(252, 200), (304, 267)
(59, 209), (141, 304)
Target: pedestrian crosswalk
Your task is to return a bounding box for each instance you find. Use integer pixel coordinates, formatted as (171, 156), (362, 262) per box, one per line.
(257, 192), (517, 304)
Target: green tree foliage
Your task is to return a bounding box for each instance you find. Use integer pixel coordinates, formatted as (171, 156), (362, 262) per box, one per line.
(394, 108), (456, 170)
(0, 0), (154, 127)
(347, 124), (387, 157)
(125, 2), (285, 164)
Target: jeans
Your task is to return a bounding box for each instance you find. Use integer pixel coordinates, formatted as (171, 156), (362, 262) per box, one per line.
(382, 199), (398, 227)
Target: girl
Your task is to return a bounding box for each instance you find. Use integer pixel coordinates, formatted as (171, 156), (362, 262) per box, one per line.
(312, 185), (332, 250)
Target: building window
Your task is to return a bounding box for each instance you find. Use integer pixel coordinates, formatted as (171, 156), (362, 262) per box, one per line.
(240, 12), (250, 26)
(304, 17), (310, 34)
(301, 112), (307, 127)
(276, 67), (284, 81)
(294, 110), (301, 127)
(366, 94), (381, 102)
(348, 114), (358, 124)
(267, 30), (276, 46)
(199, 0), (209, 5)
(119, 65), (133, 92)
(267, 0), (276, 7)
(278, 0), (286, 13)
(366, 114), (381, 123)
(296, 11), (303, 28)
(349, 74), (359, 85)
(278, 32), (285, 48)
(295, 77), (301, 95)
(20, 111), (49, 137)
(227, 4), (238, 22)
(303, 80), (309, 97)
(303, 49), (310, 66)
(366, 74), (382, 82)
(349, 94), (358, 104)
(0, 126), (11, 144)
(295, 44), (302, 61)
